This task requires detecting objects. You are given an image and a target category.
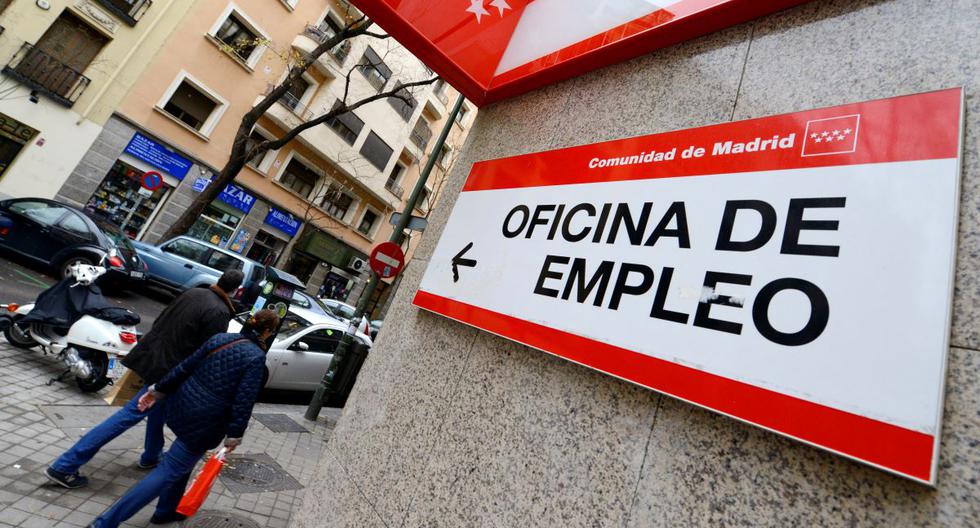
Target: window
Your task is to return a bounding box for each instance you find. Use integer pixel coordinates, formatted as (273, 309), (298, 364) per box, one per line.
(58, 212), (94, 239)
(358, 209), (379, 236)
(206, 250), (245, 272)
(433, 79), (449, 104)
(318, 16), (342, 39)
(455, 104), (470, 126)
(245, 131), (269, 168)
(416, 188), (430, 211)
(163, 238), (210, 264)
(386, 163), (404, 188)
(10, 201), (67, 226)
(95, 0), (152, 25)
(438, 144), (452, 167)
(294, 328), (342, 355)
(358, 47), (391, 91)
(410, 117), (432, 150)
(387, 83), (417, 121)
(281, 76), (311, 111)
(322, 183), (354, 220)
(14, 12), (109, 105)
(326, 101), (364, 145)
(214, 13), (259, 63)
(246, 230), (286, 266)
(163, 81), (219, 131)
(279, 159), (319, 198)
(359, 132), (393, 172)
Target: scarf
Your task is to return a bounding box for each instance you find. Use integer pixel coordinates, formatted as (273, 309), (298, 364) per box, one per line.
(209, 285), (236, 316)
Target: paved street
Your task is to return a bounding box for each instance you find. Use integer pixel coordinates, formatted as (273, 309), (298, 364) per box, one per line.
(0, 255), (341, 526)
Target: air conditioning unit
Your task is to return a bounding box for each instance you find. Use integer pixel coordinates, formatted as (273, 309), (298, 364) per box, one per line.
(349, 256), (367, 272)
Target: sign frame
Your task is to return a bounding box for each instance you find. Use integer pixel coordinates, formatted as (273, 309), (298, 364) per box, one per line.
(352, 0), (813, 106)
(413, 88), (965, 485)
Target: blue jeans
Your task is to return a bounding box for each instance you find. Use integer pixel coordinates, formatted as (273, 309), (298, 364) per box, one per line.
(92, 438), (203, 528)
(51, 386), (165, 474)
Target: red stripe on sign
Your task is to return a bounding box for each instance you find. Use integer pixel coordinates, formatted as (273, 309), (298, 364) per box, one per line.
(463, 88), (962, 192)
(413, 289), (936, 482)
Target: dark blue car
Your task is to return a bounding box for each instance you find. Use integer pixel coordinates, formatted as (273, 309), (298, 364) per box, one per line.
(0, 197), (146, 288)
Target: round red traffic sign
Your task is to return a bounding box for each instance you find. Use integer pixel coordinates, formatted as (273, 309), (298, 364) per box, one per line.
(141, 171), (163, 191)
(369, 242), (405, 279)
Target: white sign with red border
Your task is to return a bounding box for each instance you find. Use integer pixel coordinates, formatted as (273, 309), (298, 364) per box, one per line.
(414, 89), (964, 484)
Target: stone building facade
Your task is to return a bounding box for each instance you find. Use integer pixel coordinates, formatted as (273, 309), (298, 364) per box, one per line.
(294, 1), (980, 526)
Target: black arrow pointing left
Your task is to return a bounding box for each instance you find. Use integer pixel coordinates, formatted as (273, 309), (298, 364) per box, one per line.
(452, 242), (477, 283)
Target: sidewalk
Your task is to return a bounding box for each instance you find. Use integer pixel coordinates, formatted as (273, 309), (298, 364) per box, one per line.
(0, 340), (339, 527)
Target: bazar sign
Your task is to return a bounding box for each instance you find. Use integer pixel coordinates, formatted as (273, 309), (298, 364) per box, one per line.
(414, 89), (965, 484)
(352, 0), (813, 105)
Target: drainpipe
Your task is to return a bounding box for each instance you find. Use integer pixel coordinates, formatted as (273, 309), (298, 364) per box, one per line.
(76, 0), (181, 125)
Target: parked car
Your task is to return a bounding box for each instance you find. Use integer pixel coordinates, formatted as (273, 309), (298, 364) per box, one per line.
(320, 298), (371, 336)
(0, 198), (146, 288)
(132, 235), (265, 305)
(229, 306), (372, 392)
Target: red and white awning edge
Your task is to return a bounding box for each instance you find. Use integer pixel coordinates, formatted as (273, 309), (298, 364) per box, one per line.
(351, 0), (815, 107)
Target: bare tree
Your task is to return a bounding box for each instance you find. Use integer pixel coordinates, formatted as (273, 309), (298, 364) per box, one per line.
(161, 16), (437, 241)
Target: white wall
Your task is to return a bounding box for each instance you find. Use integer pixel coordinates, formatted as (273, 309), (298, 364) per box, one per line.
(0, 88), (103, 200)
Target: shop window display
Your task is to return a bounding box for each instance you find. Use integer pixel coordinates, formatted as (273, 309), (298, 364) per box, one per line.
(187, 202), (242, 248)
(86, 161), (169, 239)
(246, 230), (286, 265)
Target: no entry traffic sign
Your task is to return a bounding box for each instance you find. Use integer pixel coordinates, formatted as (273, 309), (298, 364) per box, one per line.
(370, 242), (405, 279)
(414, 88), (965, 484)
(141, 171), (163, 192)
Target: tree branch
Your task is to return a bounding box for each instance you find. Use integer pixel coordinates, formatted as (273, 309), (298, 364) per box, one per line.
(261, 76), (438, 152)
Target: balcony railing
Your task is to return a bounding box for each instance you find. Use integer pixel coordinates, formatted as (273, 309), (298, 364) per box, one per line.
(2, 43), (91, 107)
(303, 25), (353, 63)
(277, 92), (315, 121)
(384, 178), (405, 199)
(95, 0), (152, 26)
(410, 122), (432, 150)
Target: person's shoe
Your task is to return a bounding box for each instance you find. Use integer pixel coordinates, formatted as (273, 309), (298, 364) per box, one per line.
(137, 458), (160, 470)
(149, 511), (187, 524)
(45, 467), (89, 489)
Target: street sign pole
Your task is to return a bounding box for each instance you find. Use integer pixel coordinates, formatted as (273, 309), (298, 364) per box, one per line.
(305, 94), (466, 421)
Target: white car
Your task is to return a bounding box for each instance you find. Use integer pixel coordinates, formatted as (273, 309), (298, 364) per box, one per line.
(230, 306), (372, 391)
(320, 298), (371, 336)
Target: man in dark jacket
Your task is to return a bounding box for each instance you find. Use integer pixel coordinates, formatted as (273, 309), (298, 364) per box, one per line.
(45, 270), (244, 489)
(88, 310), (278, 528)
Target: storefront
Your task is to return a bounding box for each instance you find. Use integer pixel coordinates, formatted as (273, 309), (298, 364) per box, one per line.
(0, 113), (38, 183)
(254, 206), (301, 267)
(287, 227), (367, 299)
(187, 182), (256, 249)
(85, 132), (192, 240)
(86, 159), (173, 239)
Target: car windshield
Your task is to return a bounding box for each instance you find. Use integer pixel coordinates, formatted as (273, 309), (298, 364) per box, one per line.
(277, 314), (312, 340)
(325, 300), (356, 319)
(93, 221), (136, 251)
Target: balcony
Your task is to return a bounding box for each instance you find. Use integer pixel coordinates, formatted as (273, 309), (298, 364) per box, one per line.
(302, 25), (352, 64)
(95, 0), (152, 26)
(2, 43), (91, 107)
(384, 178), (404, 199)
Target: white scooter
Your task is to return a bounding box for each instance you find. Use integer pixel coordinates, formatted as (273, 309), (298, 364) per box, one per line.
(1, 263), (139, 392)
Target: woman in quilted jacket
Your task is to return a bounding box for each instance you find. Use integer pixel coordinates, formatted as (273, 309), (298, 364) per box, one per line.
(87, 309), (280, 528)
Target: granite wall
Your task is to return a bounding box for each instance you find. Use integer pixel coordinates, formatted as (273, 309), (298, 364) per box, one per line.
(295, 1), (980, 526)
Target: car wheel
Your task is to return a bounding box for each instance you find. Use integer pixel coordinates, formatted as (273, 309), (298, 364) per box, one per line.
(60, 256), (94, 279)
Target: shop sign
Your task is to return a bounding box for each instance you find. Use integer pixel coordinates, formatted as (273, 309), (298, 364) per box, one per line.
(0, 112), (39, 144)
(264, 207), (301, 237)
(414, 88), (965, 484)
(218, 183), (257, 214)
(123, 132), (193, 180)
(354, 0), (813, 106)
(192, 177), (210, 192)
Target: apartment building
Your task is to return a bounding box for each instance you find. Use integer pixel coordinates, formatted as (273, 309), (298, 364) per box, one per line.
(0, 0), (195, 199)
(53, 0), (473, 313)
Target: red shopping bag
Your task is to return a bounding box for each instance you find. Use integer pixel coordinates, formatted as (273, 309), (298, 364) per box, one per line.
(176, 448), (227, 517)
